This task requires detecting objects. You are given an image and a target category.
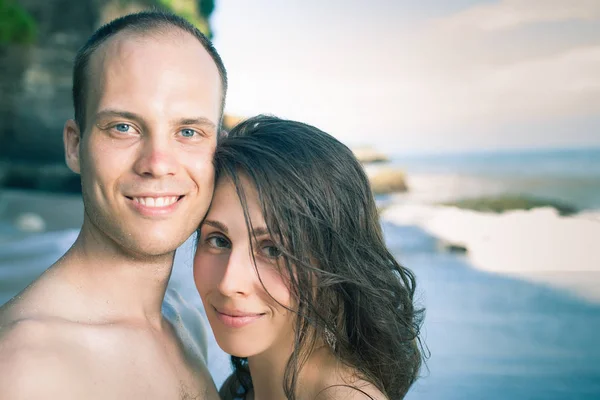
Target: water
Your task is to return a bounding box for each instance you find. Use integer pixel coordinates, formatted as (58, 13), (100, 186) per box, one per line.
(394, 147), (600, 178)
(390, 147), (600, 210)
(387, 223), (600, 400)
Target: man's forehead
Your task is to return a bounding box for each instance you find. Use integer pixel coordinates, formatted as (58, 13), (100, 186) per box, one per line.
(89, 28), (210, 74)
(85, 29), (222, 121)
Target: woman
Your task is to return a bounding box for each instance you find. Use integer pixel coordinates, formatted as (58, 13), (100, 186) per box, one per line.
(194, 115), (424, 399)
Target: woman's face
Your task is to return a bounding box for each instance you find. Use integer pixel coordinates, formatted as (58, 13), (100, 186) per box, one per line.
(194, 176), (295, 358)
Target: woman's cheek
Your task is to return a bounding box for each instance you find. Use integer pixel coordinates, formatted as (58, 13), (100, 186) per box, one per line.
(194, 251), (219, 294)
(258, 264), (293, 310)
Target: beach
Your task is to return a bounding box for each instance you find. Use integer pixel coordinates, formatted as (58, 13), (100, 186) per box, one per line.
(2, 147), (600, 398)
(382, 204), (600, 304)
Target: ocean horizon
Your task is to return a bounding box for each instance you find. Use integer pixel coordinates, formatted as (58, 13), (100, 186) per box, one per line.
(382, 146), (600, 211)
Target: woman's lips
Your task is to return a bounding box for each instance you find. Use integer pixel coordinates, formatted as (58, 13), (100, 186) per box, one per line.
(213, 307), (265, 328)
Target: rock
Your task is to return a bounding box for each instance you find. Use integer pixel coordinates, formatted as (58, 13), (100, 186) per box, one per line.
(0, 0), (98, 163)
(441, 195), (578, 216)
(368, 167), (408, 195)
(15, 212), (46, 232)
(222, 114), (245, 132)
(438, 240), (468, 254)
(352, 146), (389, 164)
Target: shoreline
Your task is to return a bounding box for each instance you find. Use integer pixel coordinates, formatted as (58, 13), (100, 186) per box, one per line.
(0, 189), (83, 235)
(2, 188), (600, 305)
(382, 204), (600, 304)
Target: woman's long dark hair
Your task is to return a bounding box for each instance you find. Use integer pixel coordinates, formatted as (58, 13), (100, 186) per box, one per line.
(214, 115), (424, 399)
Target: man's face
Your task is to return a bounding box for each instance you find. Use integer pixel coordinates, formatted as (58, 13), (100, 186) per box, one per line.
(65, 32), (222, 257)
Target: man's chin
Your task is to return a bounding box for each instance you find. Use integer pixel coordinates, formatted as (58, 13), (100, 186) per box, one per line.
(118, 233), (187, 259)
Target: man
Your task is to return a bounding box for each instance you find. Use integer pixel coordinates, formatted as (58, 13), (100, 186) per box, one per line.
(0, 11), (226, 399)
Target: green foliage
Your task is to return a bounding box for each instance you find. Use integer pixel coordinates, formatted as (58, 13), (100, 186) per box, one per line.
(198, 0), (215, 18)
(156, 0), (212, 37)
(0, 0), (37, 45)
(442, 195), (578, 216)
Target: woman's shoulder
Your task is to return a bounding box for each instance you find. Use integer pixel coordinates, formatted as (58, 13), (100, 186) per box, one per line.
(314, 381), (387, 400)
(307, 349), (388, 400)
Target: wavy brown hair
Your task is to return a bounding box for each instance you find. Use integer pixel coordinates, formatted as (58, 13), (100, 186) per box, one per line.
(213, 115), (424, 399)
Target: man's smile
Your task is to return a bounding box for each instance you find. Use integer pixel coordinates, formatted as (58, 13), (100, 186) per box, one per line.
(125, 194), (186, 216)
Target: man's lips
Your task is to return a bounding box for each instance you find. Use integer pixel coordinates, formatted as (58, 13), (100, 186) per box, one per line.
(213, 306), (265, 328)
(128, 195), (182, 208)
(125, 194), (185, 216)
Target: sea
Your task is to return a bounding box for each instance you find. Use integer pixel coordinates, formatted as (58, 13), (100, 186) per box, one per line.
(387, 146), (600, 211)
(1, 147), (600, 399)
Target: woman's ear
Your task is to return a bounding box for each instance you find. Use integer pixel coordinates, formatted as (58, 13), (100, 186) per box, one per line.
(64, 119), (81, 174)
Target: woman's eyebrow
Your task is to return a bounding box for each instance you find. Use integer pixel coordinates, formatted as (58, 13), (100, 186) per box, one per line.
(252, 227), (270, 237)
(203, 220), (269, 237)
(203, 219), (228, 233)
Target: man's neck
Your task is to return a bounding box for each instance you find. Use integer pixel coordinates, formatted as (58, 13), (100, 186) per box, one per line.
(32, 223), (176, 328)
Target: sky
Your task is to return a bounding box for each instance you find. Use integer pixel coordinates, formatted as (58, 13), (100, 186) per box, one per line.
(211, 0), (600, 154)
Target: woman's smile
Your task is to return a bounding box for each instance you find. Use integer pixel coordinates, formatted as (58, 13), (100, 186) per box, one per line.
(212, 306), (266, 328)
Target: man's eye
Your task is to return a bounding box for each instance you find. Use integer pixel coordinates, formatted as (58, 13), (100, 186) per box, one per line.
(114, 123), (131, 133)
(180, 128), (198, 138)
(207, 236), (230, 249)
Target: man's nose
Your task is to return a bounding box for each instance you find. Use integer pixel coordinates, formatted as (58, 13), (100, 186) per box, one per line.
(217, 248), (256, 298)
(133, 134), (178, 178)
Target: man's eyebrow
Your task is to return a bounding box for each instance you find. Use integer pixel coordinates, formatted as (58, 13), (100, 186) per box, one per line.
(203, 219), (228, 233)
(94, 109), (143, 123)
(177, 117), (217, 131)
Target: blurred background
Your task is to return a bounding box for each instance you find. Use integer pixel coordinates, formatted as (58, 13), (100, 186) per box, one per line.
(1, 1), (600, 399)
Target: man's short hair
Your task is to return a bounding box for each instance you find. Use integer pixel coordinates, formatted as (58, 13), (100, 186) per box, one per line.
(72, 10), (228, 133)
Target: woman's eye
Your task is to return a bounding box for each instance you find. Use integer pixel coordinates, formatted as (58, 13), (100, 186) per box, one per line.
(207, 236), (230, 249)
(261, 244), (282, 259)
(180, 128), (198, 138)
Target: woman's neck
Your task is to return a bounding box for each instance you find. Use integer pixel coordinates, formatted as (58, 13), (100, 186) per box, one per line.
(247, 343), (292, 400)
(246, 341), (345, 400)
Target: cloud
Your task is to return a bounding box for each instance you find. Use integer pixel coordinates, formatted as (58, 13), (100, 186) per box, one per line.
(214, 0), (600, 151)
(434, 0), (600, 31)
(388, 0), (600, 135)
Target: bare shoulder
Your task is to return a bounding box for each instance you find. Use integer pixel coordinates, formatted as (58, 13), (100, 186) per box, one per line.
(0, 319), (85, 399)
(308, 353), (387, 400)
(305, 349), (388, 400)
(0, 317), (55, 356)
(315, 380), (388, 400)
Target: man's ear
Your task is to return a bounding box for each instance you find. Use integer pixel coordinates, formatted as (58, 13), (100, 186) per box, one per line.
(64, 119), (81, 174)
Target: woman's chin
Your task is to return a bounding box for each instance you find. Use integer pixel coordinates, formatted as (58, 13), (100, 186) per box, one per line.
(216, 339), (260, 359)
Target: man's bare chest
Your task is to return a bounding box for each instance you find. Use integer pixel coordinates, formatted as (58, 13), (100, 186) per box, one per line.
(65, 326), (215, 399)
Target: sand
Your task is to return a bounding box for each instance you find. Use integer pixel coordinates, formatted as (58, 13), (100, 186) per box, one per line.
(382, 204), (600, 304)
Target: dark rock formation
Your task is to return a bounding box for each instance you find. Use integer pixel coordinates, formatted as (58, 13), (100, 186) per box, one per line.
(441, 195), (578, 216)
(1, 0), (102, 163)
